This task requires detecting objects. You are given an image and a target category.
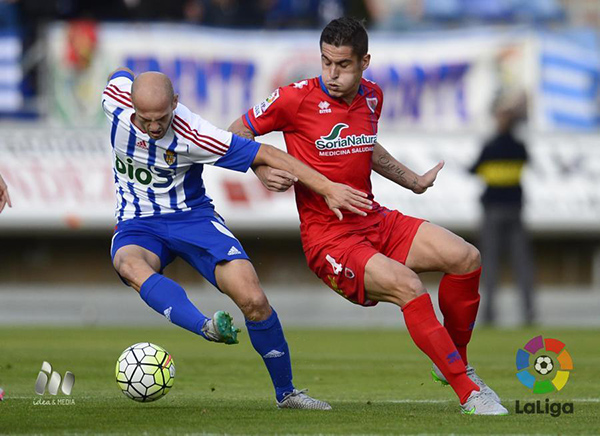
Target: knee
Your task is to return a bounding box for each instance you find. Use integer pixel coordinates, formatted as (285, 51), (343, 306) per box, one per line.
(236, 291), (271, 322)
(451, 243), (481, 274)
(113, 255), (141, 282)
(389, 274), (426, 307)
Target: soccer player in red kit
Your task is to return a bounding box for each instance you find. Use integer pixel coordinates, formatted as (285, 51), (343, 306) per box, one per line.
(229, 17), (507, 415)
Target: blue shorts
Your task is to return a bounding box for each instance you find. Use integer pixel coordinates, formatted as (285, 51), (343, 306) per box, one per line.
(110, 209), (249, 288)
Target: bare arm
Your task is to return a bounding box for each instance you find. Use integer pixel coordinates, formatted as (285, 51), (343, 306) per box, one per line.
(228, 116), (297, 192)
(372, 142), (444, 194)
(253, 144), (372, 220)
(0, 173), (12, 213)
(228, 116), (255, 141)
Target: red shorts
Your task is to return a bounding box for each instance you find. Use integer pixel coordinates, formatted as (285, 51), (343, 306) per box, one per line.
(305, 210), (425, 307)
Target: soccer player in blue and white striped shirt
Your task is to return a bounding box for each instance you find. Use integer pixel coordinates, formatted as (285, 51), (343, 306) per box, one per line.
(103, 68), (371, 409)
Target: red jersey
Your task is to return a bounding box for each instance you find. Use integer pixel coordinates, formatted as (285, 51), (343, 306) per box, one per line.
(243, 76), (385, 249)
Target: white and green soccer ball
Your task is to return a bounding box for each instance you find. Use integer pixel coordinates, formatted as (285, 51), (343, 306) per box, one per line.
(534, 355), (553, 375)
(115, 342), (175, 402)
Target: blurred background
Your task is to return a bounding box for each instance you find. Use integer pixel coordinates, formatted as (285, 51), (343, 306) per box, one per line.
(0, 0), (599, 328)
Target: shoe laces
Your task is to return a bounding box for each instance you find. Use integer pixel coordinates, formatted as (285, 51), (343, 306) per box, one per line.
(281, 388), (309, 402)
(466, 366), (485, 385)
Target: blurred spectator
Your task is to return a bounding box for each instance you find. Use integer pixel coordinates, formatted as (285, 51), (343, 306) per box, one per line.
(364, 0), (424, 30)
(183, 0), (270, 28)
(264, 0), (345, 29)
(0, 0), (21, 31)
(470, 92), (536, 326)
(116, 0), (185, 21)
(364, 0), (565, 30)
(65, 20), (98, 71)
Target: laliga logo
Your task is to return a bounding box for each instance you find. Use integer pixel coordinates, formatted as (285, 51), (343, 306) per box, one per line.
(516, 335), (573, 393)
(515, 335), (574, 417)
(35, 361), (75, 396)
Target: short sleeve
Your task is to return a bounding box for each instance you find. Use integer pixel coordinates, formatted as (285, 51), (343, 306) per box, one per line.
(172, 104), (236, 165)
(214, 135), (261, 172)
(101, 70), (134, 117)
(242, 85), (302, 136)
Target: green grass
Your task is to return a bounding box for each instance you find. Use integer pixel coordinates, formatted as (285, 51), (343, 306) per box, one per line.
(0, 326), (599, 435)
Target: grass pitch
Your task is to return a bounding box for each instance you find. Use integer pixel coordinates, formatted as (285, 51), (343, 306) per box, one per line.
(0, 326), (598, 435)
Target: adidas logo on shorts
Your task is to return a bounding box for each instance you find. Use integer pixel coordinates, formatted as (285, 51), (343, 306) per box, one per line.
(228, 246), (241, 256)
(163, 307), (172, 322)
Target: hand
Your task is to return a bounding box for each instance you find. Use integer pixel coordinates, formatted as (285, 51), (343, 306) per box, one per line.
(253, 165), (298, 192)
(413, 161), (444, 194)
(323, 182), (372, 221)
(0, 173), (12, 214)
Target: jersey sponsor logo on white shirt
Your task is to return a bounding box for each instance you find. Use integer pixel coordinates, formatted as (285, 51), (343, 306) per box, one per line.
(114, 155), (175, 187)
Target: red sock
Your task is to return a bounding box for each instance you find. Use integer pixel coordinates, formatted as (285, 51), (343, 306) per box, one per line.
(438, 267), (481, 365)
(402, 293), (479, 404)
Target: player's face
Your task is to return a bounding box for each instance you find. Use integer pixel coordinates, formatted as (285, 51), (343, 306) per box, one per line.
(320, 43), (370, 101)
(134, 95), (178, 139)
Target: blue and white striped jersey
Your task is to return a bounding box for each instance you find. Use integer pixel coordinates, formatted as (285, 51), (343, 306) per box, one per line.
(102, 71), (260, 222)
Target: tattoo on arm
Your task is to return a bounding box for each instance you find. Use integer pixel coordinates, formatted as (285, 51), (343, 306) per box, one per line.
(376, 152), (408, 185)
(411, 176), (418, 190)
(233, 129), (255, 140)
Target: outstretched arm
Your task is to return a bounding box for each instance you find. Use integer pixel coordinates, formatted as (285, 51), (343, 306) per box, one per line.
(0, 173), (12, 213)
(372, 142), (444, 194)
(253, 144), (372, 220)
(228, 117), (296, 192)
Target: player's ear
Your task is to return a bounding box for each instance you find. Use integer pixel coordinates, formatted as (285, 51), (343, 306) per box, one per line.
(172, 94), (179, 110)
(361, 54), (371, 72)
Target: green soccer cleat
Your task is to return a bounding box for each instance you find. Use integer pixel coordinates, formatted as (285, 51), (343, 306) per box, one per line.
(201, 311), (240, 344)
(431, 366), (450, 386)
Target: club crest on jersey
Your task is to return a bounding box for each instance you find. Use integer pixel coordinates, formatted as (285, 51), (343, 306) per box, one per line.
(253, 89), (280, 118)
(318, 101), (331, 114)
(136, 139), (148, 150)
(315, 123), (377, 150)
(164, 150), (177, 166)
(366, 97), (378, 114)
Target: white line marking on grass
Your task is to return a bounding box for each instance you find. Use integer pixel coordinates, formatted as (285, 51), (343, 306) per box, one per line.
(331, 398), (600, 403)
(7, 396), (600, 406)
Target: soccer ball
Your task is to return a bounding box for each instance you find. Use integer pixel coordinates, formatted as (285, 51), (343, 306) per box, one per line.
(534, 355), (554, 375)
(115, 342), (175, 402)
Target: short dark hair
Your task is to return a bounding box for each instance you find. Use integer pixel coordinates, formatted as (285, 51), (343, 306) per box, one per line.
(320, 17), (368, 59)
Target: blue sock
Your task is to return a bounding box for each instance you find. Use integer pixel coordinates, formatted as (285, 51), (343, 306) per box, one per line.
(140, 274), (209, 339)
(245, 308), (294, 402)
